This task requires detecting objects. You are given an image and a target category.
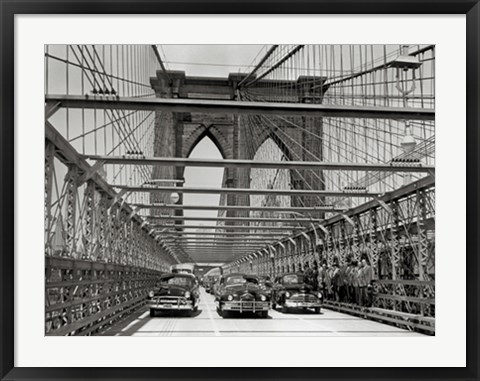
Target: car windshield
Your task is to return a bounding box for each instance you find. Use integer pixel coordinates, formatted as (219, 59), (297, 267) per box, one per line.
(282, 274), (303, 284)
(161, 276), (193, 287)
(225, 275), (258, 286)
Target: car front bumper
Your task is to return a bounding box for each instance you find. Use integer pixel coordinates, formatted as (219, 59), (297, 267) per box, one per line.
(284, 300), (322, 308)
(222, 301), (270, 313)
(149, 297), (194, 311)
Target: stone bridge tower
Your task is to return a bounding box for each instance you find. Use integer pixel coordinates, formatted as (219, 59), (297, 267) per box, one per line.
(150, 70), (328, 222)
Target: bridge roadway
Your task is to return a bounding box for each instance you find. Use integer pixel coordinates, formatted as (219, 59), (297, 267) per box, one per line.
(101, 288), (424, 337)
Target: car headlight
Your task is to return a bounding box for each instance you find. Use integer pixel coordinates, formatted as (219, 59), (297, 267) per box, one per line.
(227, 294), (234, 301)
(285, 291), (291, 298)
(318, 292), (323, 299)
(148, 290), (154, 298)
(184, 291), (191, 298)
(259, 294), (267, 302)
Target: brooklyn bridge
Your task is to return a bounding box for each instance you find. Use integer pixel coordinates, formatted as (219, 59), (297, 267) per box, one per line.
(44, 44), (435, 336)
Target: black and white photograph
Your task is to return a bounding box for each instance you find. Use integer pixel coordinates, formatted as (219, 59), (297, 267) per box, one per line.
(44, 44), (435, 337)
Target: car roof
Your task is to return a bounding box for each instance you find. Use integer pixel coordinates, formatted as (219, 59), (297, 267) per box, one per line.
(224, 273), (257, 278)
(280, 272), (304, 276)
(160, 272), (195, 279)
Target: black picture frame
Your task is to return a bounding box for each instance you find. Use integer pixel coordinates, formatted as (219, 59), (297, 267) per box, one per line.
(1, 1), (478, 380)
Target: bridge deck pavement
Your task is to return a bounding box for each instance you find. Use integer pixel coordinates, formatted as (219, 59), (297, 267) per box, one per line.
(101, 288), (425, 337)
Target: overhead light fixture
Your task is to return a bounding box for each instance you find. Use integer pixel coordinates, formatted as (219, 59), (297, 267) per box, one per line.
(391, 45), (423, 97)
(400, 122), (417, 154)
(390, 45), (422, 71)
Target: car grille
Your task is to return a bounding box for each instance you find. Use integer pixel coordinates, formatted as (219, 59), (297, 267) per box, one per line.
(290, 294), (318, 302)
(155, 296), (185, 304)
(223, 301), (269, 311)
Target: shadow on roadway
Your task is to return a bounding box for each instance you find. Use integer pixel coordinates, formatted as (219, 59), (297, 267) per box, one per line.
(274, 307), (324, 315)
(152, 309), (202, 318)
(101, 308), (203, 335)
(216, 310), (273, 319)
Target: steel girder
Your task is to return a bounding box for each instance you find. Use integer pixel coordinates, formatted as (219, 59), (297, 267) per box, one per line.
(45, 122), (176, 271)
(224, 178), (435, 317)
(45, 141), (55, 257)
(45, 256), (163, 336)
(46, 94), (435, 121)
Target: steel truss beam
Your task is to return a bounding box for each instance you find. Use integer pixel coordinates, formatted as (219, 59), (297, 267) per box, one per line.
(115, 185), (379, 198)
(146, 215), (321, 223)
(44, 122), (177, 267)
(224, 177), (435, 318)
(134, 203), (340, 213)
(174, 246), (264, 250)
(45, 94), (435, 121)
(181, 248), (251, 252)
(85, 155), (434, 173)
(164, 237), (278, 241)
(153, 224), (304, 231)
(177, 246), (252, 250)
(162, 231), (290, 236)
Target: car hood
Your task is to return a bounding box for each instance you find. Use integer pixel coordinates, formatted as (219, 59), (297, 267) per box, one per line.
(224, 283), (263, 295)
(282, 284), (313, 293)
(155, 285), (190, 297)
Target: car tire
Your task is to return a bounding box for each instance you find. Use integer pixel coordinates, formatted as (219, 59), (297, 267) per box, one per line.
(271, 302), (276, 310)
(314, 307), (321, 314)
(220, 309), (228, 318)
(282, 306), (288, 314)
(258, 311), (268, 319)
(150, 309), (156, 318)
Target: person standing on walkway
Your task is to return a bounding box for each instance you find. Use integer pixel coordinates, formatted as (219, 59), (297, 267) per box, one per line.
(345, 261), (354, 303)
(360, 258), (374, 307)
(331, 261), (340, 301)
(311, 262), (319, 291)
(351, 261), (360, 305)
(303, 262), (315, 289)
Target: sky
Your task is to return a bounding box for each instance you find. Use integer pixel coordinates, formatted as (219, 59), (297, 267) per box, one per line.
(183, 137), (224, 229)
(159, 45), (267, 77)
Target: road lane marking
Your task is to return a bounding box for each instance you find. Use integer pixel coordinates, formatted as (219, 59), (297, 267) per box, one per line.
(201, 288), (221, 336)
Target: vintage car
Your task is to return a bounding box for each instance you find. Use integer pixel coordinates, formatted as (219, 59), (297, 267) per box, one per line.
(272, 272), (322, 313)
(148, 273), (200, 317)
(215, 273), (270, 318)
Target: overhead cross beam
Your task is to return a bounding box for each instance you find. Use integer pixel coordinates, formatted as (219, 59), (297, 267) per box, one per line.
(153, 224), (304, 230)
(164, 237), (281, 242)
(165, 237), (278, 247)
(86, 155), (434, 173)
(145, 215), (321, 223)
(114, 185), (379, 198)
(45, 95), (435, 121)
(134, 204), (341, 213)
(162, 231), (289, 236)
(165, 242), (279, 247)
(175, 246), (260, 250)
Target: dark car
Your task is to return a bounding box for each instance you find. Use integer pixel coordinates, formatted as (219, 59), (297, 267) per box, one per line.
(148, 273), (200, 317)
(272, 273), (322, 313)
(215, 273), (270, 318)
